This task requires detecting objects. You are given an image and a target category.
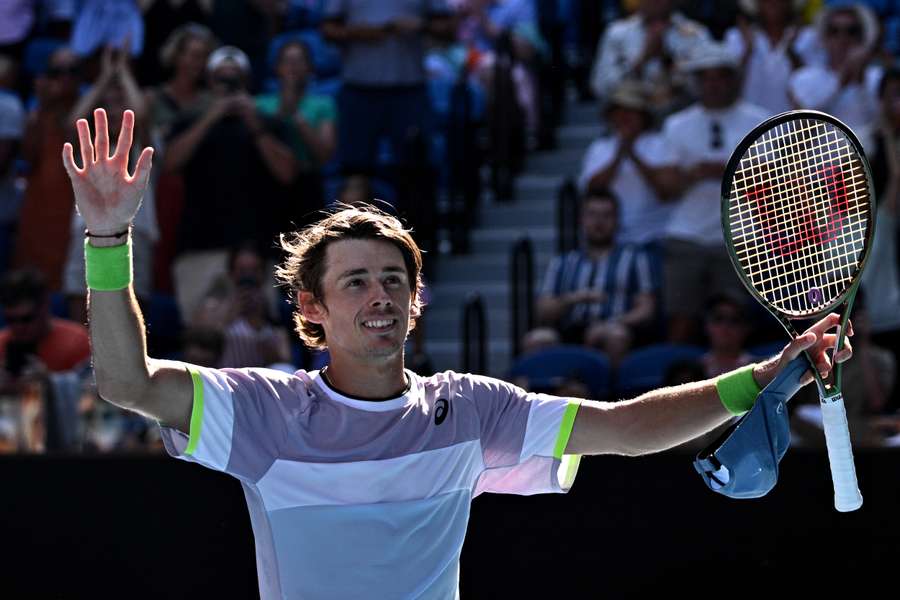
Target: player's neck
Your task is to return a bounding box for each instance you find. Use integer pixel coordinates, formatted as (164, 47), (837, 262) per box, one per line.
(323, 353), (409, 400)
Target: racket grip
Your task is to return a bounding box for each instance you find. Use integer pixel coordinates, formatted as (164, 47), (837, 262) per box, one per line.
(820, 394), (863, 512)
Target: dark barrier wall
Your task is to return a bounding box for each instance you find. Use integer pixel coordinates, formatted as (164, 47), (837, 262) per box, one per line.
(1, 450), (897, 599)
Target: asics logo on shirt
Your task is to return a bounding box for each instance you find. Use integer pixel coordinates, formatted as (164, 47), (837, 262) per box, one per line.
(434, 398), (450, 426)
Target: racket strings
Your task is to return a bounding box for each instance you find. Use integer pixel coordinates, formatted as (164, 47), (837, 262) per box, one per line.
(727, 118), (870, 316)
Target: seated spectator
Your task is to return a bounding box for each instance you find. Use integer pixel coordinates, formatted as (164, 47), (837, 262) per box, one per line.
(62, 45), (158, 324)
(0, 86), (24, 274)
(192, 241), (292, 369)
(660, 41), (767, 343)
(256, 39), (337, 231)
(163, 45), (298, 320)
(788, 3), (881, 146)
(577, 80), (677, 246)
(13, 46), (80, 291)
(700, 292), (755, 378)
(725, 0), (810, 116)
(589, 0), (711, 116)
(523, 188), (657, 365)
(0, 269), (90, 452)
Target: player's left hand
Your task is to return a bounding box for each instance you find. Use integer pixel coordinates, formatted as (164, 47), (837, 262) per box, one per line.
(753, 313), (853, 387)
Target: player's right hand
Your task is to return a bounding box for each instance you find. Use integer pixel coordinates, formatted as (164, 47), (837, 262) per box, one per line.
(62, 108), (153, 236)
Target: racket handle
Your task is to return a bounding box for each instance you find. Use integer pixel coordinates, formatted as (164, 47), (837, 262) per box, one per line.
(820, 394), (863, 512)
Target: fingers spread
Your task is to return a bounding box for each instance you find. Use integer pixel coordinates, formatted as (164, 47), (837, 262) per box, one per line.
(61, 143), (79, 176)
(76, 118), (94, 168)
(115, 109), (134, 165)
(806, 313), (841, 338)
(94, 108), (110, 161)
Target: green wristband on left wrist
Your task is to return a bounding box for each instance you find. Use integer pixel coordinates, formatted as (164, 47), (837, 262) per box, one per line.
(716, 363), (762, 416)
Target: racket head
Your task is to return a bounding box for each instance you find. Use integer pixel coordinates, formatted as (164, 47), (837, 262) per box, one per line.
(722, 110), (876, 322)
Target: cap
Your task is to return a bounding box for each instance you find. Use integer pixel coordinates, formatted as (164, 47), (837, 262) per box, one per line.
(680, 41), (740, 73)
(206, 45), (251, 74)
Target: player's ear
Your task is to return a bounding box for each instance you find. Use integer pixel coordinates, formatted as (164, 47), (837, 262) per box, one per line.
(298, 291), (326, 324)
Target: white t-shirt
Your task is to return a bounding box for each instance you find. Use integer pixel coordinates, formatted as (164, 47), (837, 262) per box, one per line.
(576, 132), (674, 244)
(788, 64), (882, 148)
(590, 12), (710, 99)
(723, 26), (806, 116)
(662, 101), (770, 246)
(161, 366), (582, 600)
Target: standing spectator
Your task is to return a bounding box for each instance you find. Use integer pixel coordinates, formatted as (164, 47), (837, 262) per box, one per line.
(577, 80), (677, 246)
(62, 46), (158, 324)
(143, 22), (216, 293)
(589, 0), (711, 116)
(208, 0), (284, 92)
(163, 45), (298, 319)
(524, 188), (657, 365)
(256, 39), (337, 233)
(660, 42), (768, 343)
(0, 87), (24, 274)
(13, 47), (80, 291)
(725, 0), (811, 115)
(699, 292), (755, 378)
(322, 0), (455, 252)
(788, 3), (882, 145)
(192, 241), (292, 369)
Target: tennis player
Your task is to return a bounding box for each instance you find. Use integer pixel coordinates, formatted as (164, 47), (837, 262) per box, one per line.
(64, 108), (853, 599)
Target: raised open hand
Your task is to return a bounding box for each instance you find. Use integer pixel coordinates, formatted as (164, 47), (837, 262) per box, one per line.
(62, 108), (153, 236)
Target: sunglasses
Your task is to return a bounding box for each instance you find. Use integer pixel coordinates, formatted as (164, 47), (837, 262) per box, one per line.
(826, 23), (862, 39)
(4, 311), (37, 325)
(45, 65), (79, 78)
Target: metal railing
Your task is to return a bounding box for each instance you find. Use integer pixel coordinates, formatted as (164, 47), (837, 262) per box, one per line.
(461, 294), (488, 374)
(557, 177), (579, 254)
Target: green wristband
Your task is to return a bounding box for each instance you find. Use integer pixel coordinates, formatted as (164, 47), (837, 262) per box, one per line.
(84, 237), (132, 291)
(716, 364), (762, 416)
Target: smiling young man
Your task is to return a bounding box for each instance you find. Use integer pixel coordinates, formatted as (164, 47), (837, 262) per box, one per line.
(65, 109), (853, 600)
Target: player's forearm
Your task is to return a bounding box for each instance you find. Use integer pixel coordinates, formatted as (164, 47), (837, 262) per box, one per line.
(88, 284), (153, 409)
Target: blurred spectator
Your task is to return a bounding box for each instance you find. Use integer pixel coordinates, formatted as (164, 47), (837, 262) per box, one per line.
(181, 325), (225, 367)
(144, 22), (216, 293)
(322, 0), (454, 251)
(861, 64), (900, 409)
(256, 39), (337, 230)
(725, 0), (812, 115)
(788, 3), (882, 145)
(192, 241), (292, 369)
(699, 292), (755, 378)
(0, 86), (25, 274)
(577, 80), (677, 245)
(524, 188), (657, 365)
(145, 22), (216, 144)
(62, 46), (158, 324)
(163, 45), (298, 320)
(660, 42), (767, 343)
(70, 0), (145, 58)
(589, 0), (711, 116)
(0, 268), (90, 452)
(209, 0), (285, 92)
(136, 0), (213, 86)
(0, 1), (36, 63)
(663, 358), (706, 386)
(13, 46), (80, 291)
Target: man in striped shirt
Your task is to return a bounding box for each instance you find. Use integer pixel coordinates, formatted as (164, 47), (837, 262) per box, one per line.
(526, 188), (657, 364)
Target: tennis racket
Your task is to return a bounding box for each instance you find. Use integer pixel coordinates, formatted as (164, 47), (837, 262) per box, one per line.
(722, 110), (876, 512)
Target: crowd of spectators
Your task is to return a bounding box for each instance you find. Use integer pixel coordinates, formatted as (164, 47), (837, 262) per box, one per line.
(0, 0), (898, 452)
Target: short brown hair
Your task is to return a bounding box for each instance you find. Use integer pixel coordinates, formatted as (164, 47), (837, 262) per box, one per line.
(275, 204), (426, 350)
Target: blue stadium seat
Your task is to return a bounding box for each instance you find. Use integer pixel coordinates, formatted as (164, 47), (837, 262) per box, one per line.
(616, 344), (706, 399)
(508, 345), (612, 399)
